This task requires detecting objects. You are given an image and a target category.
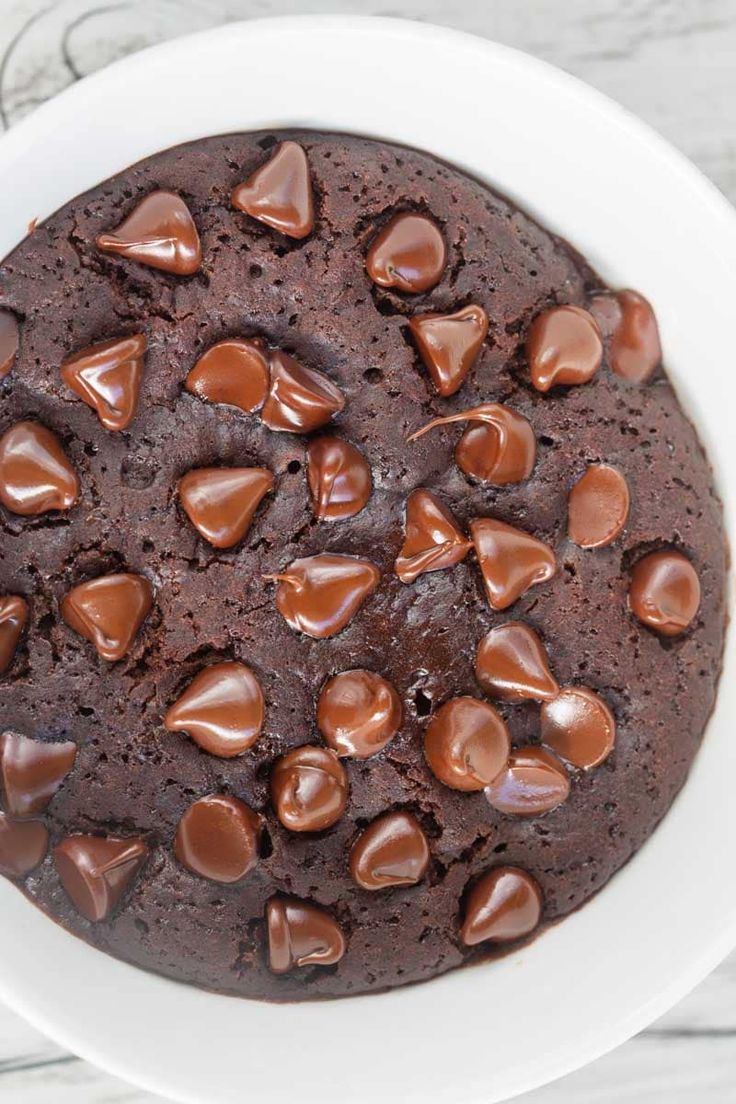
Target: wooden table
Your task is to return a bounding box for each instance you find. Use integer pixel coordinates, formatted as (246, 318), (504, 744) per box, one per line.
(1, 1), (734, 1100)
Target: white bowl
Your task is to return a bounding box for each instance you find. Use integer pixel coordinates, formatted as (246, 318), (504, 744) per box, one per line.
(0, 15), (734, 1104)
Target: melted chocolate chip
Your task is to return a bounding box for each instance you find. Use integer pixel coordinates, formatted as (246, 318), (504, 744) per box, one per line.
(0, 421), (79, 515)
(484, 746), (570, 816)
(185, 338), (269, 413)
(54, 835), (148, 922)
(408, 305), (488, 396)
(366, 213), (446, 293)
(0, 595), (28, 675)
(471, 518), (557, 610)
(394, 488), (471, 583)
(61, 334), (146, 432)
(0, 731), (77, 817)
(475, 621), (559, 702)
(408, 403), (536, 485)
(461, 866), (542, 946)
(306, 437), (372, 520)
(541, 686), (615, 769)
(629, 550), (701, 636)
(261, 350), (345, 433)
(265, 553), (380, 639)
(178, 467), (274, 549)
(317, 669), (402, 758)
(271, 745), (348, 832)
(424, 697), (510, 792)
(164, 661), (264, 758)
(175, 794), (262, 883)
(96, 191), (202, 275)
(0, 311), (19, 379)
(231, 141), (315, 240)
(266, 896), (346, 973)
(568, 464), (630, 548)
(61, 572), (153, 662)
(0, 812), (48, 879)
(349, 811), (430, 890)
(526, 305), (603, 392)
(604, 289), (662, 383)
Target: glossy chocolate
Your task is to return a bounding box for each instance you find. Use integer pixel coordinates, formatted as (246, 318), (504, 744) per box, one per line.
(0, 310), (19, 379)
(0, 731), (77, 817)
(408, 403), (536, 485)
(629, 550), (701, 636)
(61, 334), (146, 432)
(164, 661), (264, 758)
(0, 421), (79, 515)
(484, 746), (570, 816)
(461, 866), (542, 946)
(231, 141), (315, 240)
(266, 896), (346, 973)
(394, 488), (471, 583)
(471, 518), (557, 610)
(408, 304), (488, 396)
(0, 812), (48, 879)
(526, 304), (603, 392)
(185, 338), (269, 413)
(424, 697), (510, 792)
(317, 669), (402, 758)
(261, 350), (345, 433)
(265, 553), (380, 639)
(609, 289), (661, 383)
(306, 437), (371, 520)
(178, 466), (274, 549)
(96, 191), (202, 275)
(271, 745), (348, 832)
(541, 686), (615, 769)
(475, 621), (559, 702)
(349, 811), (430, 890)
(54, 834), (148, 922)
(366, 212), (446, 293)
(568, 463), (630, 548)
(0, 595), (28, 675)
(61, 572), (153, 662)
(175, 794), (262, 883)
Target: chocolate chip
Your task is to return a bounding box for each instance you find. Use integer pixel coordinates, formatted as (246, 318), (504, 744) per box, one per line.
(164, 661), (264, 758)
(177, 467), (274, 549)
(568, 464), (630, 548)
(366, 212), (446, 293)
(61, 572), (153, 662)
(306, 437), (372, 520)
(265, 895), (346, 972)
(317, 669), (402, 759)
(0, 595), (28, 675)
(96, 191), (202, 275)
(475, 621), (559, 702)
(394, 488), (471, 583)
(471, 518), (557, 610)
(260, 350), (345, 433)
(61, 334), (146, 432)
(629, 550), (700, 636)
(231, 141), (315, 240)
(0, 731), (77, 816)
(185, 338), (270, 413)
(460, 866), (542, 945)
(265, 553), (380, 639)
(0, 421), (80, 515)
(604, 289), (661, 383)
(526, 305), (603, 392)
(0, 812), (48, 879)
(0, 311), (19, 379)
(175, 794), (263, 883)
(408, 403), (536, 485)
(484, 746), (570, 816)
(408, 304), (488, 396)
(424, 697), (510, 792)
(349, 811), (430, 890)
(271, 745), (348, 832)
(54, 834), (148, 922)
(541, 686), (615, 769)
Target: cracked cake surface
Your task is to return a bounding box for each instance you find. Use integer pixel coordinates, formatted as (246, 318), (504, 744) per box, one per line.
(0, 130), (726, 1000)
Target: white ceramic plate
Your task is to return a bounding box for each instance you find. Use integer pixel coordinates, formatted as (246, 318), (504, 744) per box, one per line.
(0, 15), (734, 1104)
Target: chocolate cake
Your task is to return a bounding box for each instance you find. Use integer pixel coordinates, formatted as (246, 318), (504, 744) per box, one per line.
(0, 131), (726, 1000)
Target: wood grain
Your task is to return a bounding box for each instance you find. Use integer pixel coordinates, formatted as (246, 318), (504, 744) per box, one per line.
(0, 1), (734, 1101)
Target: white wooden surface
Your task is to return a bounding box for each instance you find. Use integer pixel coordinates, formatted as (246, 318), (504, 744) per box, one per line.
(0, 2), (735, 1101)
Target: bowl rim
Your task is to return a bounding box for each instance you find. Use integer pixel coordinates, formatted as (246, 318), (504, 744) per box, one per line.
(0, 14), (734, 1104)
